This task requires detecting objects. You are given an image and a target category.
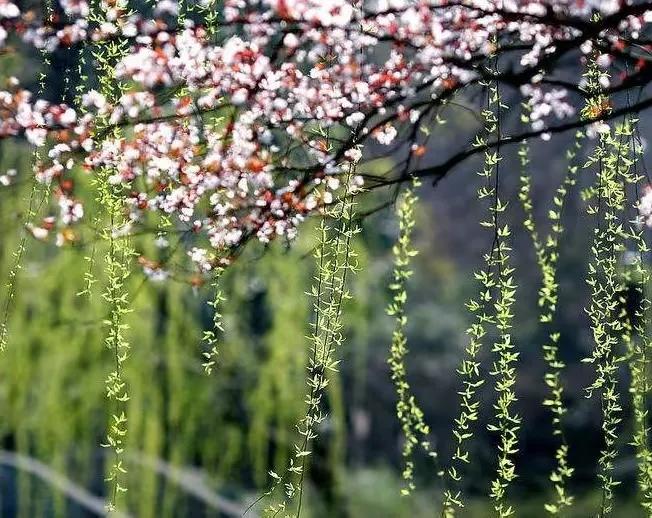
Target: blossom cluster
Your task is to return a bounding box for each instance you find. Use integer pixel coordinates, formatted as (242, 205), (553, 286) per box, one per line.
(638, 185), (652, 228)
(0, 0), (650, 276)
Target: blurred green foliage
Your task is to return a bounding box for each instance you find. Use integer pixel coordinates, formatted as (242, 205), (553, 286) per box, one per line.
(0, 35), (650, 518)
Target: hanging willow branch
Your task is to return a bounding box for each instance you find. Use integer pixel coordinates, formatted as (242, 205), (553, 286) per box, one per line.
(518, 114), (583, 514)
(386, 176), (439, 495)
(201, 268), (226, 375)
(482, 78), (520, 518)
(294, 162), (360, 517)
(442, 56), (520, 517)
(89, 0), (135, 510)
(0, 0), (56, 352)
(580, 55), (638, 516)
(624, 223), (652, 513)
(625, 123), (652, 513)
(249, 152), (360, 517)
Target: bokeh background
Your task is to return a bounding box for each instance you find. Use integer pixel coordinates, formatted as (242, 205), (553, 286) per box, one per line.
(1, 4), (652, 517)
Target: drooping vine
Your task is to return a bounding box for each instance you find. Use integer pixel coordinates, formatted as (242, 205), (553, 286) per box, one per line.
(623, 217), (652, 512)
(88, 0), (135, 509)
(518, 118), (584, 514)
(386, 176), (439, 495)
(442, 70), (520, 518)
(0, 0), (56, 352)
(99, 193), (134, 510)
(201, 268), (226, 375)
(257, 153), (360, 517)
(442, 103), (496, 517)
(580, 53), (636, 516)
(626, 119), (652, 513)
(0, 181), (42, 352)
(483, 80), (520, 518)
